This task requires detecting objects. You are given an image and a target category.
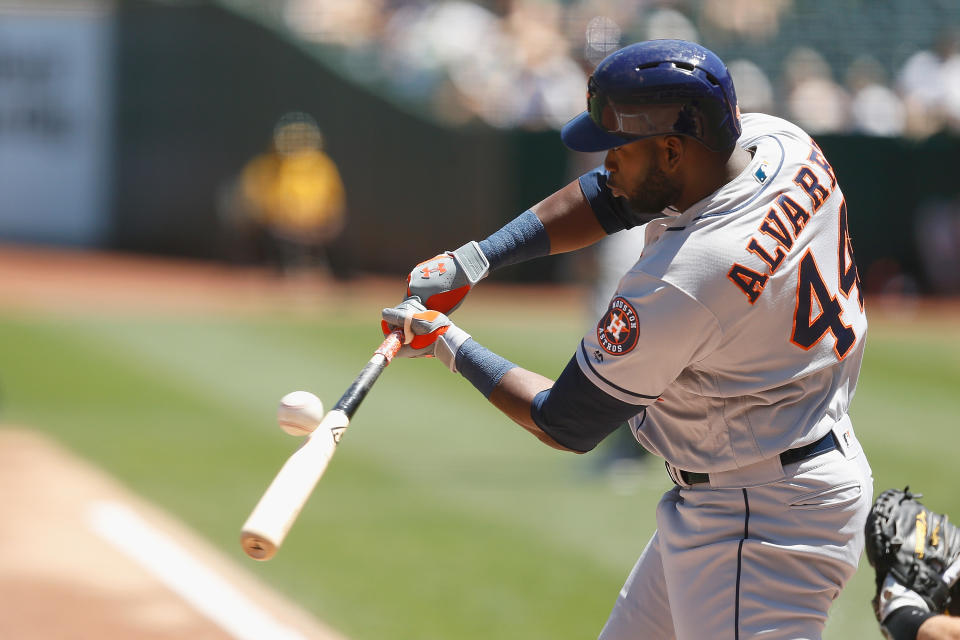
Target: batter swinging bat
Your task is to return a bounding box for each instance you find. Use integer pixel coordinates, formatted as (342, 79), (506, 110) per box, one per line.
(241, 329), (404, 561)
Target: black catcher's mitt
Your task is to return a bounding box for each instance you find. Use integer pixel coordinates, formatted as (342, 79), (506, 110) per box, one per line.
(865, 487), (960, 619)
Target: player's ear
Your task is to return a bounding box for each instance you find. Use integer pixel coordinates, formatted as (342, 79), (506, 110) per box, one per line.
(660, 135), (685, 172)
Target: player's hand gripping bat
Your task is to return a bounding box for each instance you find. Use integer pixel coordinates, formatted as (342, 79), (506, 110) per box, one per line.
(240, 329), (404, 561)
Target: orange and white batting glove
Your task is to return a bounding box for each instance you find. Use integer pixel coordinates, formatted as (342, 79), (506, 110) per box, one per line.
(381, 297), (471, 371)
(405, 241), (489, 315)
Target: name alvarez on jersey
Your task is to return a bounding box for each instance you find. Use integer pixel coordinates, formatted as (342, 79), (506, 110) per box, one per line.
(533, 113), (867, 471)
(727, 137), (860, 310)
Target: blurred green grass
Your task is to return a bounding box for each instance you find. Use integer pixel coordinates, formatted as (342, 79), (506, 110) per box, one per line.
(0, 299), (957, 639)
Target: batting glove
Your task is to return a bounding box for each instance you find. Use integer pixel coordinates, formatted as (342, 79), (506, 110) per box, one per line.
(405, 241), (489, 314)
(381, 297), (471, 371)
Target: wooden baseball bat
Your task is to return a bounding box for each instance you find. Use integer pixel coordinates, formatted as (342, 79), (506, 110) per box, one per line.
(240, 329), (404, 561)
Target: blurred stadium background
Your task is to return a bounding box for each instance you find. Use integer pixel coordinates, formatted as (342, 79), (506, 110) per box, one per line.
(5, 0), (960, 289)
(1, 0), (959, 639)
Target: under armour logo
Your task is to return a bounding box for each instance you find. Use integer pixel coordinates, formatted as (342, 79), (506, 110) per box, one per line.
(606, 312), (628, 341)
(420, 261), (448, 279)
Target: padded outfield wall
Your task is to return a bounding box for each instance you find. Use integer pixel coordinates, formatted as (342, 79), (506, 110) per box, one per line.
(110, 0), (566, 281)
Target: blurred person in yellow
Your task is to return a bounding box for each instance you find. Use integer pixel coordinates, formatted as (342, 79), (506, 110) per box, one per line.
(238, 111), (346, 274)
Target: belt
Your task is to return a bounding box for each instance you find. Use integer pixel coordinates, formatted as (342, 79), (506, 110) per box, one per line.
(677, 431), (839, 486)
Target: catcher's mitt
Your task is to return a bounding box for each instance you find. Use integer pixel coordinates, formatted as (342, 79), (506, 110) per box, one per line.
(865, 487), (960, 620)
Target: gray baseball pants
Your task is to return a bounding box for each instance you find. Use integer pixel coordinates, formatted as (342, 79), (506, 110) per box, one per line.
(599, 420), (873, 640)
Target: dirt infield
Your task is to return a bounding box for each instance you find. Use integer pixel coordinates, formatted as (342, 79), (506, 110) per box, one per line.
(0, 428), (346, 640)
(0, 244), (354, 314)
(0, 244), (590, 316)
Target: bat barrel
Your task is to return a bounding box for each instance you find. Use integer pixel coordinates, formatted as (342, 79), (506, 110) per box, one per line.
(240, 330), (404, 561)
(240, 409), (347, 560)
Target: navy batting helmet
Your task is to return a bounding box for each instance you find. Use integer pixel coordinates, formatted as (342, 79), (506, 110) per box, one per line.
(561, 40), (741, 153)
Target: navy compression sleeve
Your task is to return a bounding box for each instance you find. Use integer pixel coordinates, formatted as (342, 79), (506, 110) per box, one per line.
(455, 338), (518, 398)
(531, 355), (647, 453)
(477, 167), (663, 272)
(477, 169), (652, 271)
(477, 209), (551, 272)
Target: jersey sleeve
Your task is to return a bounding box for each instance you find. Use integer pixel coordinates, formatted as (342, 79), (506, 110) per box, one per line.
(578, 166), (631, 233)
(578, 272), (721, 402)
(530, 355), (647, 453)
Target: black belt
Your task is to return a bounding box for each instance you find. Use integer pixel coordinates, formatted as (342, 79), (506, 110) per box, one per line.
(677, 431), (839, 486)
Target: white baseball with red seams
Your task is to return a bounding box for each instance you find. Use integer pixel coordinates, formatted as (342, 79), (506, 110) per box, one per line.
(277, 391), (324, 436)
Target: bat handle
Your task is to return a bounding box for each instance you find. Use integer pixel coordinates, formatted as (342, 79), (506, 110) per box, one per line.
(333, 329), (403, 418)
(376, 329), (404, 361)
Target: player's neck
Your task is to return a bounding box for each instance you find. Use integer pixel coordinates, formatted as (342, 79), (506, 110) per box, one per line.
(675, 145), (753, 212)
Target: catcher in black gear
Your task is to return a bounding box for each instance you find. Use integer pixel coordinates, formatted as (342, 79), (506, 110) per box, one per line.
(865, 487), (960, 640)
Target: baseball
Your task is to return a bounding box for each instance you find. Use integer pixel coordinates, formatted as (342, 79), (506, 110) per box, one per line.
(277, 391), (325, 436)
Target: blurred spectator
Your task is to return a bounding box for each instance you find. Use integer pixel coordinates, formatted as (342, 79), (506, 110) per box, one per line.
(377, 0), (586, 129)
(701, 0), (792, 42)
(782, 46), (849, 133)
(257, 0), (960, 141)
(378, 2), (491, 112)
(896, 29), (960, 138)
(282, 0), (386, 47)
(640, 7), (699, 43)
(500, 0), (586, 128)
(727, 58), (775, 113)
(915, 198), (960, 294)
(229, 112), (346, 275)
(845, 55), (905, 137)
(942, 54), (960, 132)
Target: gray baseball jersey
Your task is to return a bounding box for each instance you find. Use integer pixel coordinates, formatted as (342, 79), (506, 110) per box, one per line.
(583, 113), (875, 640)
(577, 113), (867, 472)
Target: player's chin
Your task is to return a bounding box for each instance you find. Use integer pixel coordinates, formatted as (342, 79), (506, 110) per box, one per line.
(626, 197), (669, 216)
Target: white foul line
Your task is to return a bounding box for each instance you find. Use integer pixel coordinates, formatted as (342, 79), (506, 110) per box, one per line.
(87, 500), (308, 640)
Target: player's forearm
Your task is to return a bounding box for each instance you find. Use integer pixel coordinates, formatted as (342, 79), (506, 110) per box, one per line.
(476, 180), (606, 273)
(407, 179), (613, 313)
(487, 368), (580, 452)
(918, 615), (960, 640)
(530, 179), (608, 255)
(452, 339), (580, 453)
(382, 301), (636, 453)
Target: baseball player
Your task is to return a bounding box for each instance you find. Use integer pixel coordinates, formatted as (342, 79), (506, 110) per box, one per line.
(865, 488), (960, 640)
(382, 40), (873, 638)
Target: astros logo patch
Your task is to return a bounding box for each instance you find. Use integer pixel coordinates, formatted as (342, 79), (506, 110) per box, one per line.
(597, 297), (639, 355)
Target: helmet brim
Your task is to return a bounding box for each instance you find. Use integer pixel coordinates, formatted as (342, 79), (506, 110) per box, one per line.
(560, 111), (635, 152)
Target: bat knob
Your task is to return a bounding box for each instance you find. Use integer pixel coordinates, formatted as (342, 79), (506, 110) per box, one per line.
(241, 531), (277, 561)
